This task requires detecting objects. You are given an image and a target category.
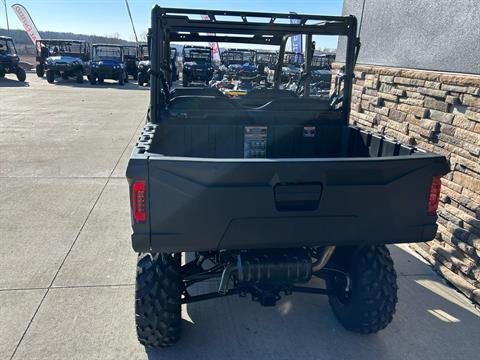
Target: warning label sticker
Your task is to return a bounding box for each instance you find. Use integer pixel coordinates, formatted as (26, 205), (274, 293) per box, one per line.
(244, 126), (267, 158)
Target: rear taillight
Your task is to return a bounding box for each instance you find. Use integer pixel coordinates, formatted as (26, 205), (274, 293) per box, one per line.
(427, 176), (442, 216)
(132, 180), (146, 222)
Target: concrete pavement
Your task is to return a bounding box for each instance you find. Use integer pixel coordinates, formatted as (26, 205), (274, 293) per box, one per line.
(1, 74), (479, 360)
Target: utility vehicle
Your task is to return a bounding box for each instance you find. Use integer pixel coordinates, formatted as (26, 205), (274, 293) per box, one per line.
(170, 47), (178, 82)
(88, 44), (126, 85)
(138, 45), (178, 86)
(0, 36), (26, 82)
(123, 45), (138, 80)
(255, 50), (278, 75)
(137, 44), (150, 86)
(127, 6), (449, 348)
(181, 45), (214, 86)
(35, 39), (90, 83)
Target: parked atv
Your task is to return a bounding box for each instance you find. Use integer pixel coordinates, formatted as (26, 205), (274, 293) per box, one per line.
(122, 45), (138, 80)
(35, 39), (90, 83)
(0, 36), (26, 82)
(137, 44), (150, 86)
(127, 6), (449, 349)
(182, 46), (214, 87)
(88, 44), (126, 85)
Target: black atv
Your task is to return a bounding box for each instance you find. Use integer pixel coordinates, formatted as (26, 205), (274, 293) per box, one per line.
(35, 39), (90, 83)
(122, 45), (138, 80)
(182, 46), (214, 87)
(0, 36), (26, 82)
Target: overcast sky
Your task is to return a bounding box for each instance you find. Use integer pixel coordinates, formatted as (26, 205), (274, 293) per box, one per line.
(1, 0), (343, 49)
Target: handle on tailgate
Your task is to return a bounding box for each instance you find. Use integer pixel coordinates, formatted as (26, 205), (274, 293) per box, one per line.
(274, 183), (323, 211)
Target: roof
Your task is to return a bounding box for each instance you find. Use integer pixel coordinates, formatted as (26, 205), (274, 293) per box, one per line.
(154, 6), (356, 45)
(92, 43), (123, 47)
(37, 39), (88, 44)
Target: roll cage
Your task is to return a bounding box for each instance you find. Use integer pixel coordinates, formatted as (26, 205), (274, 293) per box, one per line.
(91, 44), (124, 62)
(0, 36), (17, 55)
(221, 48), (256, 65)
(149, 6), (360, 123)
(283, 51), (304, 67)
(182, 46), (212, 62)
(256, 51), (277, 66)
(122, 45), (138, 59)
(139, 44), (149, 60)
(35, 39), (90, 61)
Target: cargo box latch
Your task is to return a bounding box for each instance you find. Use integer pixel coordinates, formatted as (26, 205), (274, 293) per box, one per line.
(274, 183), (323, 211)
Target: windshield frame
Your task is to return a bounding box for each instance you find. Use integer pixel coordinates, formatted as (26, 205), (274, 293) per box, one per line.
(92, 45), (124, 62)
(182, 47), (212, 62)
(0, 38), (17, 56)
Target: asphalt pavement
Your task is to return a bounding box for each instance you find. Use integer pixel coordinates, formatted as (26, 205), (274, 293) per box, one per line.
(1, 74), (479, 360)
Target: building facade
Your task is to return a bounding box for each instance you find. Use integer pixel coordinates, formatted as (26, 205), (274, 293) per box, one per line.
(336, 0), (480, 303)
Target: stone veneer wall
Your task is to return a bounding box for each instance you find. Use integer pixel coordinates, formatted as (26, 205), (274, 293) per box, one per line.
(335, 64), (480, 304)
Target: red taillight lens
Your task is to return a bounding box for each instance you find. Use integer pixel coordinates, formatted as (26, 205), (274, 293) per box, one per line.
(427, 176), (441, 216)
(132, 180), (146, 222)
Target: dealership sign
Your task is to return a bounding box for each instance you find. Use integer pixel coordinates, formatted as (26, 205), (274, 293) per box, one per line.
(11, 3), (42, 49)
(290, 13), (302, 54)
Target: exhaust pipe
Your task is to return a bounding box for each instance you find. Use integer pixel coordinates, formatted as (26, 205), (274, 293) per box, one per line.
(311, 246), (335, 273)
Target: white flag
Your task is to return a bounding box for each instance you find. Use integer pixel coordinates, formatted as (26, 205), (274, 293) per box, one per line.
(11, 3), (42, 49)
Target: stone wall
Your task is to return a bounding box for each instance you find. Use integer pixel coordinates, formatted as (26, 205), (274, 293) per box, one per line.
(336, 64), (480, 303)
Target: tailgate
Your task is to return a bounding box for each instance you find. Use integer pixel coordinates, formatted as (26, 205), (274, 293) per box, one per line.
(140, 155), (448, 252)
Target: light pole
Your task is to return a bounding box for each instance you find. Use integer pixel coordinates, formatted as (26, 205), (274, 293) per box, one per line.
(1, 0), (10, 34)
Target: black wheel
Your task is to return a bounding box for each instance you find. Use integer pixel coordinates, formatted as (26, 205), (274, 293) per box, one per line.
(135, 253), (182, 348)
(97, 77), (104, 84)
(46, 70), (55, 83)
(182, 77), (188, 87)
(133, 71), (138, 80)
(326, 245), (398, 334)
(119, 72), (125, 86)
(0, 68), (5, 78)
(76, 70), (84, 84)
(36, 64), (44, 77)
(89, 75), (96, 85)
(16, 67), (26, 82)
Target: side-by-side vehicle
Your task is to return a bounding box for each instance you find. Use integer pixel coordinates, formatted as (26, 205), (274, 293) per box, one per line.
(127, 6), (449, 348)
(35, 39), (90, 83)
(181, 45), (214, 87)
(0, 36), (26, 82)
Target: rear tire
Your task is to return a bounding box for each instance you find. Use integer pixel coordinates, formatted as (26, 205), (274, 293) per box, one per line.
(182, 77), (188, 87)
(0, 68), (5, 78)
(76, 70), (84, 84)
(119, 72), (125, 86)
(135, 253), (182, 348)
(327, 245), (398, 334)
(88, 75), (96, 85)
(46, 70), (55, 83)
(36, 64), (44, 77)
(16, 67), (26, 82)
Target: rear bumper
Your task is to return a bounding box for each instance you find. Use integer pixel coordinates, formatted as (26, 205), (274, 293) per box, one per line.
(129, 154), (448, 253)
(91, 68), (122, 79)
